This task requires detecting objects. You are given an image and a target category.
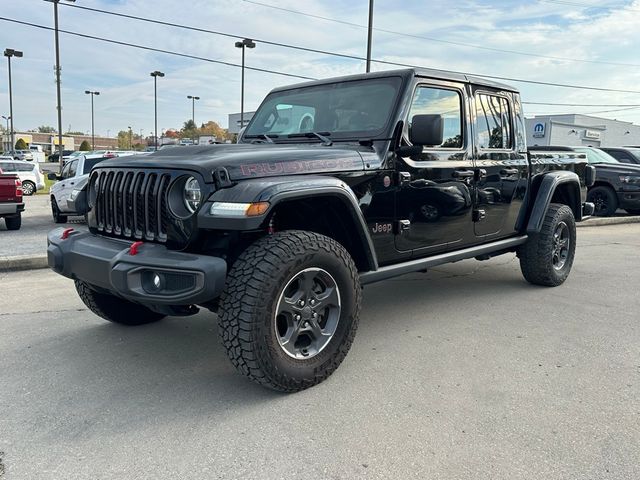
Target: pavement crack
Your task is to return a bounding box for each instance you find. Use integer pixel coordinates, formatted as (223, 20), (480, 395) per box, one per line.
(0, 307), (88, 317)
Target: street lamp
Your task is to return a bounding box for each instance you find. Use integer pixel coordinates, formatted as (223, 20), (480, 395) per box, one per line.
(4, 48), (23, 153)
(84, 90), (99, 149)
(234, 38), (255, 130)
(46, 0), (76, 171)
(150, 70), (164, 151)
(187, 95), (200, 125)
(1, 115), (10, 151)
(128, 126), (132, 150)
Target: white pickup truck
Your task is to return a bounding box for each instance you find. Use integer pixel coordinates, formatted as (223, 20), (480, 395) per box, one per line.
(48, 153), (112, 223)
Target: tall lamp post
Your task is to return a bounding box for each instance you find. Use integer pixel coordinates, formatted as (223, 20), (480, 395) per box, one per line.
(234, 38), (255, 130)
(84, 90), (99, 149)
(1, 115), (10, 152)
(127, 126), (132, 150)
(366, 0), (374, 73)
(150, 70), (164, 151)
(47, 0), (76, 171)
(187, 95), (200, 125)
(4, 48), (23, 152)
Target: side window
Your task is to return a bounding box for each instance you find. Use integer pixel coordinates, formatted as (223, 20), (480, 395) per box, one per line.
(409, 86), (463, 148)
(17, 163), (35, 172)
(68, 160), (78, 178)
(0, 162), (16, 172)
(475, 94), (512, 150)
(60, 162), (71, 179)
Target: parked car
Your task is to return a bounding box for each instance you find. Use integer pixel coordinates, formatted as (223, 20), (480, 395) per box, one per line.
(0, 157), (45, 195)
(48, 150), (75, 163)
(529, 145), (640, 216)
(48, 153), (111, 222)
(47, 68), (595, 392)
(9, 149), (34, 162)
(599, 147), (640, 165)
(0, 168), (23, 230)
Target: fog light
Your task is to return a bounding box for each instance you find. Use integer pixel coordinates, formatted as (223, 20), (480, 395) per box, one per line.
(142, 271), (164, 293)
(152, 273), (162, 290)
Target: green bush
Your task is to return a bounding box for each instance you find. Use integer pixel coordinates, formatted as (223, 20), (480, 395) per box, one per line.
(79, 140), (91, 151)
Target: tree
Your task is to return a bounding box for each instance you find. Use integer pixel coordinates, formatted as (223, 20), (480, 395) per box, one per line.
(79, 140), (91, 151)
(181, 119), (198, 140)
(37, 125), (57, 133)
(66, 131), (85, 136)
(198, 121), (230, 141)
(15, 138), (27, 150)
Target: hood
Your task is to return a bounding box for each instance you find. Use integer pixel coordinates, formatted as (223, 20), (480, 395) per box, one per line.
(594, 162), (640, 175)
(96, 143), (373, 183)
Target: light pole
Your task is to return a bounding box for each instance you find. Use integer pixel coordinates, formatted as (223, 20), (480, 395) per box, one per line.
(4, 49), (23, 152)
(47, 0), (76, 171)
(1, 115), (10, 151)
(128, 126), (132, 150)
(234, 38), (255, 130)
(150, 70), (164, 151)
(84, 90), (99, 149)
(366, 0), (374, 73)
(187, 95), (200, 125)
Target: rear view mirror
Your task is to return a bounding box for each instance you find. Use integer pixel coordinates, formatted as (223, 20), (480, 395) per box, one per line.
(410, 114), (444, 147)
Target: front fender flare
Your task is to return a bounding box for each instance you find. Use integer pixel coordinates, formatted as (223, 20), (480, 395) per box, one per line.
(197, 176), (378, 271)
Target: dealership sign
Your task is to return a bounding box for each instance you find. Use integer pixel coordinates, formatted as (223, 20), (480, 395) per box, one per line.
(584, 129), (602, 140)
(532, 122), (546, 138)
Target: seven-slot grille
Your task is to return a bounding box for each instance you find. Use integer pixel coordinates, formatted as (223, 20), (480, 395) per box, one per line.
(92, 169), (172, 243)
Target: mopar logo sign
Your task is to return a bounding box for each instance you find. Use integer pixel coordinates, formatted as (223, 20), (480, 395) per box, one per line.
(532, 122), (546, 138)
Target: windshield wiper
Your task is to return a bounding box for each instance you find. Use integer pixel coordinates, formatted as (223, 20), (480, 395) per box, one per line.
(287, 131), (333, 146)
(244, 134), (278, 143)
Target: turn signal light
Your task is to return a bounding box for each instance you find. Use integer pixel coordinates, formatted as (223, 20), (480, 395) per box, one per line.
(209, 201), (270, 217)
(246, 202), (270, 216)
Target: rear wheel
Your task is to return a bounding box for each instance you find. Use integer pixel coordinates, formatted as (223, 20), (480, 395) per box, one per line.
(51, 198), (67, 223)
(75, 280), (165, 325)
(21, 181), (35, 196)
(5, 214), (21, 230)
(587, 186), (618, 217)
(218, 230), (361, 392)
(519, 203), (576, 287)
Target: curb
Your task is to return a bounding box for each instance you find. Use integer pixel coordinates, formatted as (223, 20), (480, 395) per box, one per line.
(0, 254), (49, 272)
(577, 216), (640, 227)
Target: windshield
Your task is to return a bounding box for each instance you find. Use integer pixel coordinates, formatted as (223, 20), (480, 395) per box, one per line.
(244, 77), (403, 141)
(82, 157), (108, 174)
(573, 147), (619, 164)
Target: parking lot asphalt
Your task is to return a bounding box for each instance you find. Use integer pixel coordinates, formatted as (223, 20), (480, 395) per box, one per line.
(0, 224), (638, 479)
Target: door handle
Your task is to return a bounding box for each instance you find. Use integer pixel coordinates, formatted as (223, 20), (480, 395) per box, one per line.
(452, 170), (474, 179)
(500, 168), (519, 175)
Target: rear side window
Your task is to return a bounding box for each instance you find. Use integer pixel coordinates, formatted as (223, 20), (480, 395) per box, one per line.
(475, 94), (512, 149)
(16, 163), (35, 172)
(409, 86), (463, 148)
(0, 162), (16, 171)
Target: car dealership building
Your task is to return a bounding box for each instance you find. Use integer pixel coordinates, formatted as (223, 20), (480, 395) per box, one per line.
(525, 114), (640, 148)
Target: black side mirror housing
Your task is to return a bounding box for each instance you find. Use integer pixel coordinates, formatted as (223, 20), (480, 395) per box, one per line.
(409, 114), (444, 147)
(47, 172), (59, 181)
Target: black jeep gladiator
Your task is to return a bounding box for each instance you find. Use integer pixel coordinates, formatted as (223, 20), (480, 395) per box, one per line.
(48, 68), (595, 392)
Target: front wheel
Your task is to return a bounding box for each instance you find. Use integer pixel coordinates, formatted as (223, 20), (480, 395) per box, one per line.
(587, 186), (618, 217)
(75, 280), (165, 325)
(22, 181), (36, 196)
(218, 230), (361, 392)
(51, 198), (67, 224)
(518, 203), (576, 287)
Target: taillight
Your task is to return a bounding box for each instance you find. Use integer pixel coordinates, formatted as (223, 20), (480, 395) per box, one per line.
(16, 179), (22, 197)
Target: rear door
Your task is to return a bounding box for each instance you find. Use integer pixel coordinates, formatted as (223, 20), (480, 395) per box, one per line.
(471, 90), (528, 238)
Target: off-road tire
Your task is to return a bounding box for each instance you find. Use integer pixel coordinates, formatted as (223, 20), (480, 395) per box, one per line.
(51, 198), (67, 223)
(5, 214), (21, 230)
(218, 230), (361, 392)
(625, 209), (640, 216)
(518, 203), (576, 287)
(21, 180), (36, 196)
(587, 186), (618, 217)
(75, 280), (165, 325)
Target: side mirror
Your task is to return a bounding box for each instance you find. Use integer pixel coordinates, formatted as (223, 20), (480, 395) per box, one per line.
(47, 172), (59, 181)
(409, 114), (444, 147)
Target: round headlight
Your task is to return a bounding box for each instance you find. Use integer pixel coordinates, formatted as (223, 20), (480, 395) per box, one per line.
(183, 176), (202, 213)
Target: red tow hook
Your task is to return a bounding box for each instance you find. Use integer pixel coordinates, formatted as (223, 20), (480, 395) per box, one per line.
(129, 241), (144, 256)
(60, 228), (75, 240)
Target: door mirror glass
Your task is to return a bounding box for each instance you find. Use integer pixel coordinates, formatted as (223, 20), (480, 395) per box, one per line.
(409, 114), (444, 147)
(47, 172), (58, 181)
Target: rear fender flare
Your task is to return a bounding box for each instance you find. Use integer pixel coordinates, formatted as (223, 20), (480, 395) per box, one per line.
(526, 171), (581, 234)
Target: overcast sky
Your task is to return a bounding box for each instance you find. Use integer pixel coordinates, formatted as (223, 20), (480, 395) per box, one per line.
(1, 0), (640, 137)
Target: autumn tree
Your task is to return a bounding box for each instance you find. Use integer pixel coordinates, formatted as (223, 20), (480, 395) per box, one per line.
(15, 138), (27, 150)
(79, 140), (91, 151)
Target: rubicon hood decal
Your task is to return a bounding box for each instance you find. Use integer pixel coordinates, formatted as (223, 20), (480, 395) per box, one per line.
(232, 157), (364, 178)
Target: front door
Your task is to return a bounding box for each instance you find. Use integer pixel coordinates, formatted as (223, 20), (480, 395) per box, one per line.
(395, 82), (475, 256)
(471, 90), (528, 238)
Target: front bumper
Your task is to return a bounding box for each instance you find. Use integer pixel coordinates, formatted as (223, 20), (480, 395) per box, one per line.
(618, 191), (640, 209)
(47, 228), (227, 306)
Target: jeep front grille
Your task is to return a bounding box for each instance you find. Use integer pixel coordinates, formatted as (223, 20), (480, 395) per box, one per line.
(92, 170), (172, 243)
